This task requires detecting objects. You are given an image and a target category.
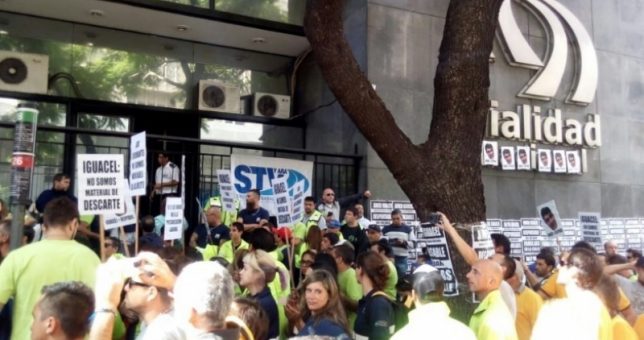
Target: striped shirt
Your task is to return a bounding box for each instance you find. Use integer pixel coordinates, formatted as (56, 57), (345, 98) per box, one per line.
(382, 224), (416, 257)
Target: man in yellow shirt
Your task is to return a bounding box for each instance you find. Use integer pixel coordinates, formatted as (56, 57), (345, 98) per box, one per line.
(0, 197), (100, 340)
(468, 259), (518, 340)
(508, 260), (542, 340)
(216, 222), (249, 263)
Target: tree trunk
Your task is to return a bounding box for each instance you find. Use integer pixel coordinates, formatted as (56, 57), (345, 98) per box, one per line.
(303, 0), (501, 224)
(304, 0), (503, 322)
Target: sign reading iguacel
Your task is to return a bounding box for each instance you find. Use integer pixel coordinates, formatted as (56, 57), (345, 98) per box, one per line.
(230, 154), (313, 216)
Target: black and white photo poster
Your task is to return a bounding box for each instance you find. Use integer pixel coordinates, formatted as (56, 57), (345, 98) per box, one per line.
(553, 150), (567, 173)
(501, 146), (516, 170)
(482, 141), (499, 166)
(516, 146), (531, 170)
(537, 200), (563, 237)
(537, 149), (552, 173)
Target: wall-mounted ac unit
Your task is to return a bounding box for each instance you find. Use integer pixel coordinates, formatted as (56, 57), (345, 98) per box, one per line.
(0, 51), (49, 94)
(246, 92), (291, 119)
(197, 80), (240, 114)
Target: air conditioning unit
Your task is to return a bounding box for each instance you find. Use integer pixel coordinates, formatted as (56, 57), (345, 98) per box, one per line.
(247, 92), (291, 119)
(197, 80), (240, 114)
(0, 51), (49, 94)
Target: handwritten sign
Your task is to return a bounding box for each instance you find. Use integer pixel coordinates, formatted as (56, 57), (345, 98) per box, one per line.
(128, 132), (146, 196)
(77, 154), (125, 215)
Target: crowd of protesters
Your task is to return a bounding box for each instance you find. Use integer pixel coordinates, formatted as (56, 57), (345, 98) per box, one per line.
(1, 172), (644, 339)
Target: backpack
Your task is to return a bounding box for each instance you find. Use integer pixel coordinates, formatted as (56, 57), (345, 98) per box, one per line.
(372, 291), (410, 332)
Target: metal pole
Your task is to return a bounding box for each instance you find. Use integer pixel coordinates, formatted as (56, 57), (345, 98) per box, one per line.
(9, 103), (39, 250)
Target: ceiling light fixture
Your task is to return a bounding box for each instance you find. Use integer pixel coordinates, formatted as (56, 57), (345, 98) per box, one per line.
(251, 37), (267, 44)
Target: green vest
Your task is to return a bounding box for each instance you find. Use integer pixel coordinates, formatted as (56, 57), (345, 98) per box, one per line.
(303, 210), (323, 229)
(217, 239), (249, 264)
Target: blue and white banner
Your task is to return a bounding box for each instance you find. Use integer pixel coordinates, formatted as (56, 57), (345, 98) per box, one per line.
(230, 154), (313, 218)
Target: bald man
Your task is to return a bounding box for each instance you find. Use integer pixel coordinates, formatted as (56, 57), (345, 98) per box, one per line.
(467, 260), (518, 340)
(604, 240), (618, 257)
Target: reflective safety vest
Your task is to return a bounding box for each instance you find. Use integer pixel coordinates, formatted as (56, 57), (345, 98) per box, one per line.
(197, 244), (219, 261)
(204, 196), (240, 227)
(302, 210), (323, 230)
(217, 239), (250, 264)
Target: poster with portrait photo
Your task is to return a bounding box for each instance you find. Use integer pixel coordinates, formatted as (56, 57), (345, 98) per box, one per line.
(537, 200), (564, 237)
(500, 147), (516, 170)
(537, 149), (552, 173)
(516, 146), (531, 170)
(566, 150), (581, 174)
(481, 141), (498, 166)
(553, 150), (567, 173)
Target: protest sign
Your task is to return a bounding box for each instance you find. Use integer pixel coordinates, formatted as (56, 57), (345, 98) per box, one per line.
(370, 200), (394, 225)
(128, 132), (146, 196)
(164, 197), (183, 241)
(104, 180), (137, 230)
(579, 212), (602, 250)
(625, 219), (642, 251)
(181, 155), (186, 208)
(536, 200), (563, 237)
(607, 219), (626, 253)
(471, 222), (495, 260)
(486, 219), (503, 234)
(559, 219), (578, 248)
(501, 220), (523, 258)
(77, 154), (125, 215)
(521, 218), (543, 262)
(217, 170), (236, 212)
(271, 176), (293, 227)
(291, 181), (305, 223)
(419, 222), (459, 296)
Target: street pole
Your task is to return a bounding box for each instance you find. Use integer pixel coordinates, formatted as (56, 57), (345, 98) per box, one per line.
(9, 103), (38, 250)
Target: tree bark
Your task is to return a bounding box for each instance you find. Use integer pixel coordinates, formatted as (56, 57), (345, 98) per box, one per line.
(304, 0), (502, 224)
(304, 0), (504, 322)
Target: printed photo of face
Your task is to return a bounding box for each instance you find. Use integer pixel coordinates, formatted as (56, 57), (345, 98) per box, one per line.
(502, 149), (512, 164)
(540, 151), (549, 167)
(540, 206), (558, 231)
(485, 144), (495, 160)
(555, 153), (564, 167)
(518, 149), (528, 164)
(568, 153), (576, 168)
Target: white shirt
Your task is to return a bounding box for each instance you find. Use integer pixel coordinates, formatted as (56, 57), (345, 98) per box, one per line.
(358, 216), (372, 229)
(138, 313), (185, 340)
(499, 280), (517, 320)
(391, 302), (475, 340)
(155, 162), (180, 195)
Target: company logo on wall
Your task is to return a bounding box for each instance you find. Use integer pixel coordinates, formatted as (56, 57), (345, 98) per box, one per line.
(483, 0), (600, 174)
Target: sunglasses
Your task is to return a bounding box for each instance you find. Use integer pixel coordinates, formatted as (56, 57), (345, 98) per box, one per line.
(125, 277), (150, 289)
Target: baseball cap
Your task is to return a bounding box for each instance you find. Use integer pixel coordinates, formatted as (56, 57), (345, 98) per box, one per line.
(328, 220), (341, 228)
(413, 264), (438, 274)
(275, 227), (292, 243)
(367, 224), (381, 233)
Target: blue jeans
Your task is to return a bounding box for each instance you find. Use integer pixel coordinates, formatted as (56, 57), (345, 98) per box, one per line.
(393, 256), (409, 278)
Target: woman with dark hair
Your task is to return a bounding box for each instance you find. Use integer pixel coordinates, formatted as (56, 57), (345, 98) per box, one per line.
(354, 251), (395, 340)
(295, 270), (351, 338)
(305, 225), (323, 253)
(228, 297), (269, 340)
(298, 249), (317, 285)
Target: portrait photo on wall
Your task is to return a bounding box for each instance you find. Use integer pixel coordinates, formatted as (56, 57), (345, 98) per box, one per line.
(537, 149), (552, 173)
(537, 200), (563, 237)
(500, 146), (515, 170)
(553, 150), (567, 173)
(566, 150), (581, 174)
(516, 146), (531, 170)
(481, 141), (499, 166)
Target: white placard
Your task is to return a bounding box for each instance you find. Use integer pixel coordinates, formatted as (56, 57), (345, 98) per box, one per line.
(104, 179), (137, 230)
(471, 222), (495, 259)
(537, 200), (563, 237)
(553, 150), (567, 173)
(217, 169), (236, 212)
(291, 181), (305, 223)
(128, 132), (147, 196)
(566, 150), (581, 174)
(537, 149), (552, 173)
(419, 223), (459, 296)
(164, 197), (183, 241)
(77, 154), (125, 215)
(271, 176), (293, 227)
(482, 141), (498, 166)
(500, 146), (516, 170)
(516, 146), (531, 170)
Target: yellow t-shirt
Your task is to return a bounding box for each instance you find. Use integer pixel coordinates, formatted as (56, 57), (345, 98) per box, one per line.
(612, 315), (638, 340)
(540, 271), (631, 311)
(0, 239), (100, 340)
(515, 287), (543, 340)
(469, 290), (519, 340)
